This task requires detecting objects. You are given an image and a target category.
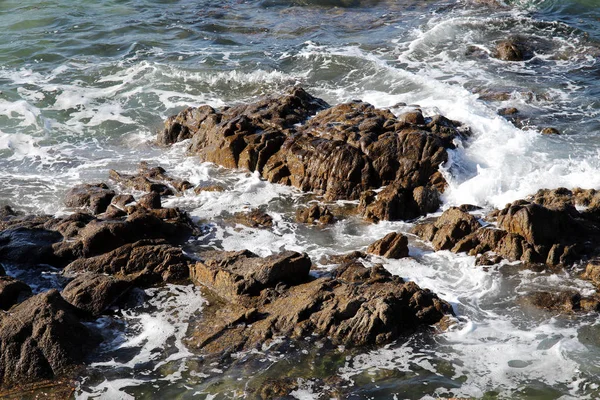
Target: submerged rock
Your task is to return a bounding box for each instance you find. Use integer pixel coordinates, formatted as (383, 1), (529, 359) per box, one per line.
(233, 209), (274, 228)
(189, 251), (452, 354)
(0, 290), (101, 388)
(494, 39), (525, 61)
(161, 87), (469, 221)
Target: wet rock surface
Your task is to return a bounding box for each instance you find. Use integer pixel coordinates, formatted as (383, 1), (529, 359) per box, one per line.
(0, 167), (201, 388)
(0, 290), (101, 387)
(0, 277), (31, 310)
(189, 251), (452, 354)
(64, 183), (115, 215)
(61, 273), (132, 316)
(295, 204), (335, 224)
(233, 208), (274, 228)
(109, 162), (193, 196)
(367, 232), (409, 259)
(414, 188), (600, 268)
(162, 87), (469, 220)
(64, 239), (190, 286)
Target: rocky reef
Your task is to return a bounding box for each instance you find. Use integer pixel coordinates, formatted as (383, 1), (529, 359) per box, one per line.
(160, 86), (470, 221)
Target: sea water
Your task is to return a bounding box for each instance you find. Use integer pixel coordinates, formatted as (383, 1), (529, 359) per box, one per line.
(1, 0), (599, 398)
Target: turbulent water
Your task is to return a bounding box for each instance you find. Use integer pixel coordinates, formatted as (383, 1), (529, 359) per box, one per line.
(1, 0), (600, 398)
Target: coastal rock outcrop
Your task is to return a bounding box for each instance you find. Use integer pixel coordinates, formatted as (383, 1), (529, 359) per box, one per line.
(64, 183), (115, 215)
(414, 188), (600, 267)
(233, 209), (274, 228)
(0, 277), (31, 310)
(61, 273), (132, 316)
(109, 162), (193, 196)
(367, 232), (409, 259)
(0, 290), (101, 387)
(295, 204), (335, 224)
(161, 87), (470, 221)
(63, 239), (190, 286)
(188, 250), (452, 354)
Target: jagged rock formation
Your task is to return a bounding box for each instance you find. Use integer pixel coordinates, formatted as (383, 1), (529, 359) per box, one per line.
(160, 87), (471, 221)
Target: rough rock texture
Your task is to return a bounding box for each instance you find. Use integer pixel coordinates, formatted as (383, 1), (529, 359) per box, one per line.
(0, 277), (31, 310)
(233, 209), (274, 228)
(413, 207), (481, 251)
(367, 232), (409, 259)
(64, 183), (115, 215)
(63, 239), (190, 286)
(524, 291), (600, 313)
(0, 290), (101, 387)
(414, 188), (600, 267)
(190, 250), (311, 300)
(495, 39), (525, 61)
(54, 207), (197, 260)
(61, 273), (132, 316)
(295, 204), (335, 224)
(161, 87), (470, 221)
(109, 162), (193, 196)
(0, 227), (63, 267)
(188, 251), (452, 354)
(359, 182), (441, 222)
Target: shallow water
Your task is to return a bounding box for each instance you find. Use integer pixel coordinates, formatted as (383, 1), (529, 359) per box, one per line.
(1, 0), (600, 398)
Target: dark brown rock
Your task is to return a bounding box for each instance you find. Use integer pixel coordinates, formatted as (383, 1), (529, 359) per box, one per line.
(525, 291), (581, 312)
(160, 105), (217, 146)
(495, 40), (525, 61)
(64, 183), (115, 215)
(367, 232), (409, 259)
(62, 273), (132, 316)
(190, 250), (311, 300)
(109, 162), (192, 196)
(320, 251), (367, 266)
(189, 252), (452, 354)
(233, 209), (274, 228)
(359, 183), (441, 222)
(295, 204), (335, 225)
(413, 207), (481, 251)
(194, 184), (225, 194)
(416, 188), (600, 268)
(0, 227), (63, 267)
(541, 127), (560, 135)
(0, 290), (101, 387)
(161, 88), (469, 220)
(0, 206), (19, 219)
(498, 107), (519, 116)
(63, 239), (190, 286)
(56, 207), (196, 259)
(137, 192), (162, 210)
(0, 277), (31, 310)
(582, 261), (600, 287)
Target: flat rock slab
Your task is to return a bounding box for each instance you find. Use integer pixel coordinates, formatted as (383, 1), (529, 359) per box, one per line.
(64, 239), (190, 286)
(190, 250), (311, 300)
